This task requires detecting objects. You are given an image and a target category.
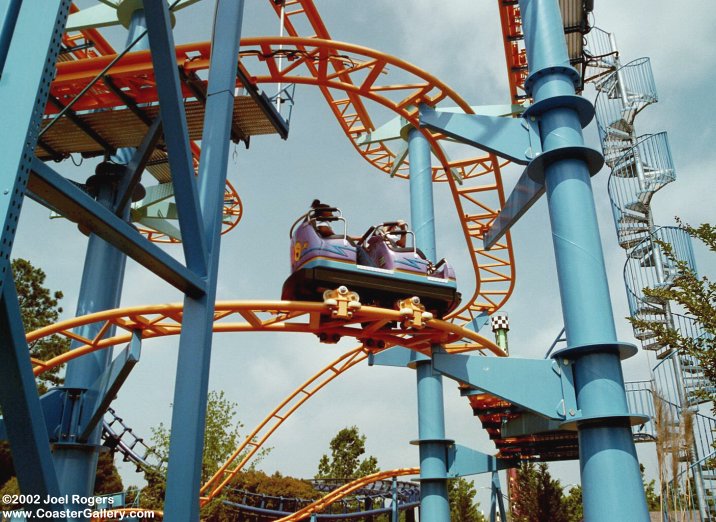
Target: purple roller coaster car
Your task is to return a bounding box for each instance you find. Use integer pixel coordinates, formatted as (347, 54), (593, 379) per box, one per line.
(281, 206), (461, 317)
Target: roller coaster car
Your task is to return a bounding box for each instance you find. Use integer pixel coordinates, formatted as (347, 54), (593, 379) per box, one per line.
(281, 208), (461, 317)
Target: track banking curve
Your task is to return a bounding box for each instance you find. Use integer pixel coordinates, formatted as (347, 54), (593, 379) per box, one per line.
(29, 300), (504, 378)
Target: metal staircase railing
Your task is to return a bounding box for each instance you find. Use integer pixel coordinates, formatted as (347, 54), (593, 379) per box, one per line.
(653, 325), (715, 409)
(607, 133), (675, 254)
(586, 27), (713, 521)
(594, 57), (658, 155)
(583, 27), (618, 72)
(624, 226), (696, 356)
(625, 380), (658, 442)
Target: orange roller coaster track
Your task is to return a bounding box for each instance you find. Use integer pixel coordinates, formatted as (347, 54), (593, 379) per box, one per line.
(28, 302), (503, 505)
(49, 36), (515, 319)
(29, 300), (504, 378)
(42, 4), (529, 516)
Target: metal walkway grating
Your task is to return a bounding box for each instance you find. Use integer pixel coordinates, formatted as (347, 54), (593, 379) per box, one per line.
(37, 96), (279, 182)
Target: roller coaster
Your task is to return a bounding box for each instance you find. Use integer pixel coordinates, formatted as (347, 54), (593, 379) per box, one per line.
(0, 1), (682, 521)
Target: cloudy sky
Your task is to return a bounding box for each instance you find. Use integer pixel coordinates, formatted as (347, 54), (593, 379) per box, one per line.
(12, 0), (716, 510)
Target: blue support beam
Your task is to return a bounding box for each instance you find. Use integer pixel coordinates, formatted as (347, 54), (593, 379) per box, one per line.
(113, 117), (162, 215)
(27, 159), (206, 297)
(407, 128), (450, 522)
(0, 0), (70, 505)
(162, 1), (246, 518)
(446, 444), (506, 477)
(78, 331), (141, 441)
(51, 14), (150, 499)
(0, 0), (71, 294)
(0, 265), (62, 510)
(144, 0), (208, 277)
(369, 346), (429, 368)
(483, 169), (544, 249)
(489, 471), (507, 522)
(0, 0), (22, 77)
(432, 352), (577, 421)
(420, 105), (538, 165)
(391, 477), (399, 522)
(412, 3), (649, 518)
(517, 1), (648, 519)
(53, 169), (131, 507)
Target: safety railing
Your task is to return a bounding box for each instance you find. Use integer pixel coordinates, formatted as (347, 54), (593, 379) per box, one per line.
(594, 57), (658, 151)
(584, 27), (618, 70)
(588, 24), (714, 520)
(624, 226), (696, 325)
(607, 133), (676, 249)
(625, 380), (658, 441)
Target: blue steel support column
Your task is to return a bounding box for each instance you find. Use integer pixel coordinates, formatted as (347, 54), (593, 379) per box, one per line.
(0, 0), (72, 494)
(517, 0), (648, 520)
(53, 180), (129, 501)
(0, 265), (61, 507)
(112, 10), (149, 166)
(391, 476), (398, 522)
(162, 1), (245, 518)
(0, 0), (22, 77)
(407, 127), (451, 521)
(52, 9), (147, 507)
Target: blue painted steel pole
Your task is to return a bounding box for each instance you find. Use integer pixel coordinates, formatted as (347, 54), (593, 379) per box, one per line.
(0, 0), (70, 503)
(391, 476), (399, 522)
(162, 1), (246, 518)
(53, 9), (148, 508)
(0, 0), (22, 78)
(407, 127), (451, 521)
(53, 183), (129, 504)
(408, 129), (436, 263)
(112, 10), (149, 165)
(517, 0), (648, 520)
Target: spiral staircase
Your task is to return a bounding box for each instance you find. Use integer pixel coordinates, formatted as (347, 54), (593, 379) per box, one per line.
(586, 27), (715, 520)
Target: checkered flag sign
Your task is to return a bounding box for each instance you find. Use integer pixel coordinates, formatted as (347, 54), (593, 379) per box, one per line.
(490, 314), (509, 332)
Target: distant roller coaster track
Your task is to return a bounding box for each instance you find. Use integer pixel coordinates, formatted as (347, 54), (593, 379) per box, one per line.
(274, 468), (421, 522)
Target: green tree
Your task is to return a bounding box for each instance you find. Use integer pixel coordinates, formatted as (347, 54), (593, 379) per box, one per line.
(2, 259), (70, 488)
(629, 221), (715, 402)
(140, 390), (269, 514)
(210, 468), (321, 520)
(641, 464), (661, 512)
(229, 469), (319, 499)
(316, 426), (379, 479)
(148, 390), (253, 483)
(12, 258), (70, 393)
(557, 466), (659, 522)
(448, 477), (486, 522)
(94, 452), (124, 495)
(563, 485), (582, 522)
(2, 259), (122, 495)
(12, 259), (70, 394)
(511, 462), (569, 522)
